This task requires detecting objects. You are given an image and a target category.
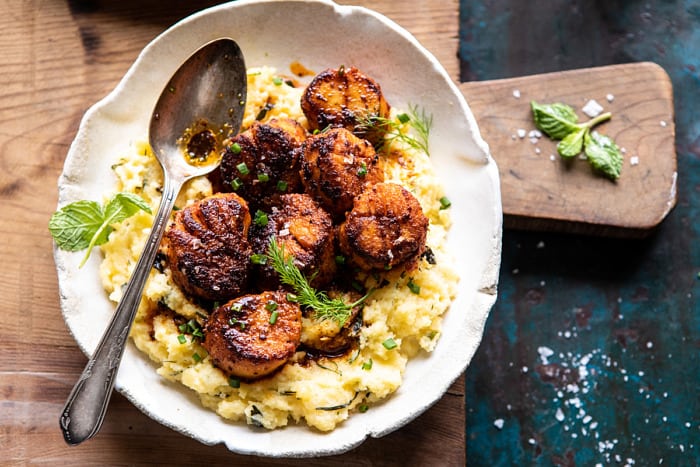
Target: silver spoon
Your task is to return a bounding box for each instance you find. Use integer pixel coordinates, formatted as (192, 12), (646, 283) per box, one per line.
(59, 38), (247, 445)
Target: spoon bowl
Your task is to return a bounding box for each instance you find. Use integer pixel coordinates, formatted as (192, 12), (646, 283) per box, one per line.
(59, 38), (246, 446)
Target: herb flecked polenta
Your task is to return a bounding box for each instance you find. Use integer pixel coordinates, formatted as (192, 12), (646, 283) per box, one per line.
(98, 66), (459, 431)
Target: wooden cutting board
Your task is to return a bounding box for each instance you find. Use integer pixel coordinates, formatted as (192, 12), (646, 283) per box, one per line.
(460, 62), (676, 238)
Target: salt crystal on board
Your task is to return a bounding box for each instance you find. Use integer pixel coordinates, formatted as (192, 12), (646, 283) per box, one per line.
(493, 418), (504, 429)
(582, 99), (604, 118)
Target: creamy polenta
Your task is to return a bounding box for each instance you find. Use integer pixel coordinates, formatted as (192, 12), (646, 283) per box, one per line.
(99, 66), (458, 431)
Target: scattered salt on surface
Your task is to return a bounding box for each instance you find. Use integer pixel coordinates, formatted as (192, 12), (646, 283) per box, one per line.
(513, 89), (521, 99)
(630, 156), (640, 166)
(550, 154), (556, 161)
(494, 418), (504, 429)
(606, 94), (615, 102)
(555, 407), (565, 422)
(517, 128), (527, 138)
(660, 120), (667, 127)
(582, 99), (604, 118)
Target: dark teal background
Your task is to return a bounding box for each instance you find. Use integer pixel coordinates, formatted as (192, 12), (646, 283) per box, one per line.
(460, 1), (699, 465)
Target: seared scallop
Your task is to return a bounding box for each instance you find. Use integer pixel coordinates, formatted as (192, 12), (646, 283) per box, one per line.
(162, 193), (252, 302)
(220, 118), (307, 209)
(301, 66), (390, 146)
(338, 182), (429, 271)
(250, 193), (336, 289)
(203, 291), (302, 380)
(300, 127), (383, 219)
(301, 289), (363, 355)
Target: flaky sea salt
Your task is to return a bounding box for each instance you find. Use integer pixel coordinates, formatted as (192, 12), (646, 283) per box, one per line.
(630, 156), (639, 166)
(606, 94), (615, 102)
(494, 418), (504, 429)
(513, 89), (521, 99)
(582, 99), (604, 118)
(555, 408), (565, 422)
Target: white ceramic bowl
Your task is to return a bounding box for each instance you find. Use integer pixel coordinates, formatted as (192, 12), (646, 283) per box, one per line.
(55, 0), (502, 457)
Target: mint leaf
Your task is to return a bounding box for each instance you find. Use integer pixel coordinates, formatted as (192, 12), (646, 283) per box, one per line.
(557, 127), (587, 158)
(531, 101), (580, 140)
(49, 200), (104, 251)
(584, 131), (622, 180)
(49, 193), (152, 267)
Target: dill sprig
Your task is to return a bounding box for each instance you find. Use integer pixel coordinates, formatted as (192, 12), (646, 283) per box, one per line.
(266, 239), (369, 326)
(356, 104), (433, 156)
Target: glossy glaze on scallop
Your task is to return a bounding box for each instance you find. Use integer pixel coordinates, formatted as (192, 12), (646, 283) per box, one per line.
(338, 182), (429, 271)
(219, 118), (307, 210)
(300, 127), (383, 219)
(249, 193), (336, 289)
(301, 66), (390, 146)
(162, 193), (252, 302)
(203, 291), (302, 380)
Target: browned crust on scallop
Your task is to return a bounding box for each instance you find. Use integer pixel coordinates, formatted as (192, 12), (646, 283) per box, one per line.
(203, 291), (302, 380)
(338, 182), (429, 271)
(162, 193), (252, 302)
(250, 193), (336, 290)
(220, 118), (307, 210)
(301, 66), (390, 146)
(300, 127), (383, 219)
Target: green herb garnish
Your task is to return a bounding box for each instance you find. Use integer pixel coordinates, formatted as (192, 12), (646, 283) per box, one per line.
(439, 196), (452, 210)
(229, 142), (242, 154)
(356, 104), (432, 156)
(407, 279), (420, 295)
(269, 309), (279, 324)
(531, 101), (622, 180)
(382, 338), (398, 350)
(48, 192), (152, 267)
(362, 359), (373, 371)
(236, 162), (249, 175)
(276, 180), (288, 192)
(266, 239), (369, 326)
(257, 172), (270, 183)
(254, 210), (268, 227)
(229, 376), (241, 388)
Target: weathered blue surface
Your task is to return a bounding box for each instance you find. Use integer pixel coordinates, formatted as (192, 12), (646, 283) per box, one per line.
(460, 1), (700, 465)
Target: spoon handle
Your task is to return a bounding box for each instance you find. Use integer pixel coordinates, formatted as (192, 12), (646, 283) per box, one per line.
(59, 174), (183, 445)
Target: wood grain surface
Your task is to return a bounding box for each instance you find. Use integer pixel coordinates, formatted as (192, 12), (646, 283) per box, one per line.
(461, 62), (677, 237)
(0, 0), (465, 465)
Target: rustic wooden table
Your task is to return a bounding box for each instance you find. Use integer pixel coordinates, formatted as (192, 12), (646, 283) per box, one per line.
(0, 0), (467, 465)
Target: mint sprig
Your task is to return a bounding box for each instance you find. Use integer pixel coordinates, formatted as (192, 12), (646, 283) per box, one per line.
(531, 101), (622, 180)
(49, 192), (151, 267)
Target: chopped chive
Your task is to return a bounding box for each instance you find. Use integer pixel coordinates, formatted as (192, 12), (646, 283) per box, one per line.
(286, 293), (298, 302)
(231, 303), (243, 312)
(229, 142), (242, 154)
(251, 253), (268, 265)
(335, 255), (346, 265)
(192, 352), (202, 362)
(177, 334), (186, 344)
(265, 300), (278, 312)
(236, 162), (250, 175)
(407, 279), (420, 295)
(269, 310), (279, 324)
(359, 404), (369, 413)
(229, 376), (241, 388)
(439, 196), (452, 210)
(362, 359), (373, 371)
(178, 323), (187, 333)
(228, 317), (238, 326)
(257, 172), (270, 182)
(231, 178), (242, 191)
(397, 113), (410, 124)
(382, 338), (398, 350)
(254, 210), (268, 227)
(357, 162), (367, 177)
(272, 77), (283, 86)
(276, 180), (288, 192)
